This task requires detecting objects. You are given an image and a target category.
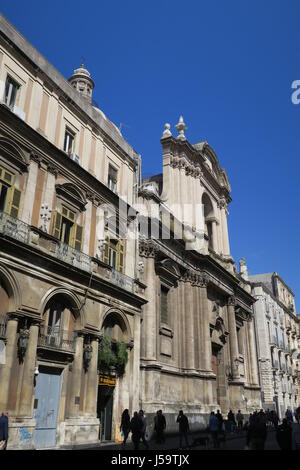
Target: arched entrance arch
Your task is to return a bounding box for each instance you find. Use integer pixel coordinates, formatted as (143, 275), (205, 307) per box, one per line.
(98, 308), (133, 442)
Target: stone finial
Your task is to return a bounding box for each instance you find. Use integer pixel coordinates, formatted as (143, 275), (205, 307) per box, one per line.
(175, 115), (187, 141)
(161, 123), (172, 139)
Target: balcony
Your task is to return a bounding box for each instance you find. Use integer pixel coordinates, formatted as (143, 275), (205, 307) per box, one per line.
(37, 326), (76, 353)
(108, 268), (134, 293)
(0, 211), (136, 294)
(56, 241), (91, 273)
(0, 211), (30, 244)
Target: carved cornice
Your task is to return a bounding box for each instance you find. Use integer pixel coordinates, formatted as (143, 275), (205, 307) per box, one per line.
(30, 152), (42, 167)
(139, 239), (159, 258)
(47, 163), (58, 177)
(197, 273), (209, 288)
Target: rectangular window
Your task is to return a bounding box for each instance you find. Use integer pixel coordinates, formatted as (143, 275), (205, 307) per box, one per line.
(63, 128), (75, 154)
(108, 164), (118, 192)
(4, 75), (19, 108)
(103, 238), (125, 273)
(160, 286), (169, 324)
(52, 207), (83, 250)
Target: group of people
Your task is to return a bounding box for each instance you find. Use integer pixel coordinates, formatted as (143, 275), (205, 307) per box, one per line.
(120, 409), (191, 450)
(208, 407), (300, 450)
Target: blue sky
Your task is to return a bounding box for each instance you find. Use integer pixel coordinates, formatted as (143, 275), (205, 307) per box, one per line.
(1, 0), (300, 305)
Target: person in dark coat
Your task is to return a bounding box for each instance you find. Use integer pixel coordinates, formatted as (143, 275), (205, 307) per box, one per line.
(246, 415), (267, 450)
(176, 410), (190, 449)
(138, 410), (149, 449)
(0, 412), (8, 450)
(130, 411), (142, 450)
(120, 409), (131, 448)
(276, 418), (292, 450)
(154, 410), (166, 444)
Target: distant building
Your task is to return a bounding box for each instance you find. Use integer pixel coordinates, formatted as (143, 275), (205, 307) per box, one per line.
(248, 269), (300, 419)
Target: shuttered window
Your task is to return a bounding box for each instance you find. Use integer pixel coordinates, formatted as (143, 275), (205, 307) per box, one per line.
(0, 166), (20, 218)
(52, 206), (83, 251)
(103, 238), (125, 273)
(160, 286), (169, 324)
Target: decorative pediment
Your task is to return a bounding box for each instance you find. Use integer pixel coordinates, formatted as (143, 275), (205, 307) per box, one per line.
(55, 182), (87, 211)
(156, 258), (181, 287)
(0, 136), (29, 172)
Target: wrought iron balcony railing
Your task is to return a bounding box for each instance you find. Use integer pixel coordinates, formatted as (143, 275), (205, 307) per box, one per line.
(0, 211), (136, 294)
(38, 326), (76, 353)
(56, 240), (92, 273)
(0, 211), (30, 244)
(108, 268), (134, 293)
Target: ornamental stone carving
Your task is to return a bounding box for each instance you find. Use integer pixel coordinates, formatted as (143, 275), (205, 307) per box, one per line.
(218, 199), (227, 210)
(197, 273), (209, 288)
(139, 240), (159, 258)
(228, 296), (236, 306)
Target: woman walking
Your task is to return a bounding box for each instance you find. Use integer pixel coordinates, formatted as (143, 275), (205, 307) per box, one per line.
(120, 409), (131, 448)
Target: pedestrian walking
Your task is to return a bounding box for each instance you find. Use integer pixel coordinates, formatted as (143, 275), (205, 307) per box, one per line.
(0, 412), (8, 450)
(138, 410), (149, 449)
(227, 410), (236, 433)
(295, 406), (300, 424)
(209, 411), (219, 449)
(154, 410), (166, 444)
(236, 410), (244, 432)
(130, 411), (142, 450)
(120, 409), (131, 448)
(276, 418), (292, 450)
(176, 410), (190, 449)
(285, 408), (293, 424)
(246, 414), (267, 450)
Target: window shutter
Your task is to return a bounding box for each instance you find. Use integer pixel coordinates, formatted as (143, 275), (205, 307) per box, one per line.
(7, 187), (21, 218)
(118, 241), (125, 273)
(73, 224), (83, 251)
(52, 211), (62, 239)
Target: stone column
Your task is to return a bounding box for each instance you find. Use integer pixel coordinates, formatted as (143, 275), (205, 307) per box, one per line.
(21, 159), (39, 225)
(247, 319), (259, 386)
(140, 241), (157, 361)
(0, 316), (19, 411)
(211, 220), (218, 252)
(84, 337), (99, 416)
(18, 322), (39, 417)
(219, 199), (230, 256)
(227, 296), (240, 380)
(198, 275), (212, 372)
(183, 274), (195, 370)
(68, 333), (84, 418)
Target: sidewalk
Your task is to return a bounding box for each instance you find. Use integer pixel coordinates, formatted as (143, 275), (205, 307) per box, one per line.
(63, 428), (263, 451)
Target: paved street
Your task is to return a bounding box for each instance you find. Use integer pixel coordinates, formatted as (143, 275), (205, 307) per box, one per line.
(85, 429), (280, 451)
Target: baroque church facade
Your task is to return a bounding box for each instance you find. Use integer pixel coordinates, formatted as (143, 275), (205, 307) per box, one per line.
(0, 13), (299, 449)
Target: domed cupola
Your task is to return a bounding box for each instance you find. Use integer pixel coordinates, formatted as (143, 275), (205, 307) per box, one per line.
(68, 61), (95, 103)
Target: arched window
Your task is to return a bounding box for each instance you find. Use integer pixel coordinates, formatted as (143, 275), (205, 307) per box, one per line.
(41, 297), (76, 350)
(102, 313), (126, 342)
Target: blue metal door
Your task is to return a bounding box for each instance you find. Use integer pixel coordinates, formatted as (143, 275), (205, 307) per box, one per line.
(34, 367), (62, 448)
